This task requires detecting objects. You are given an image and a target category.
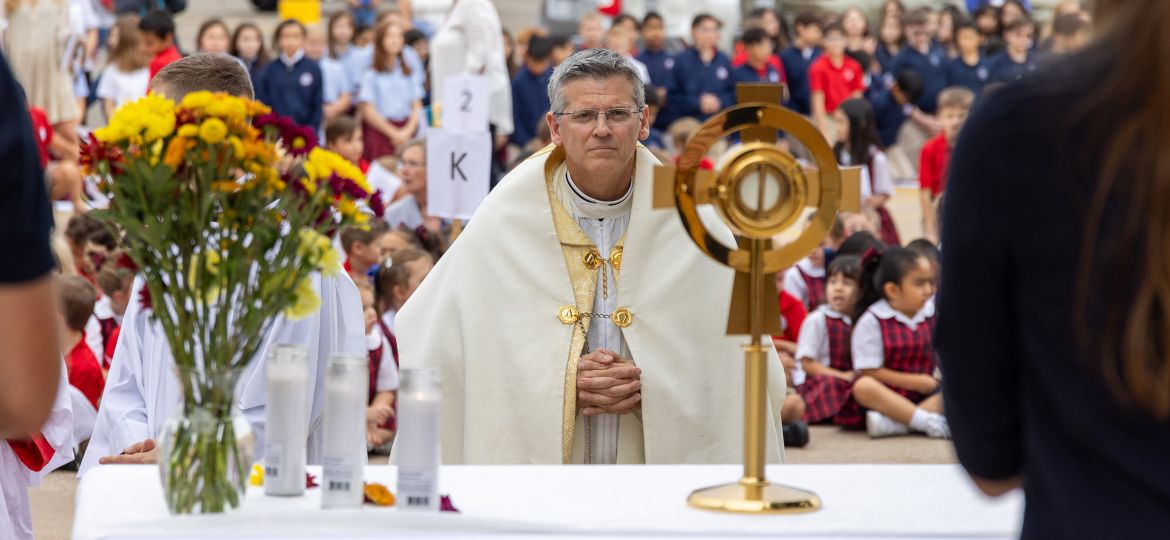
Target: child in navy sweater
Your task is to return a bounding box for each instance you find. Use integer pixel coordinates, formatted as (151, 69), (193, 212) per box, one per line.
(255, 19), (323, 129)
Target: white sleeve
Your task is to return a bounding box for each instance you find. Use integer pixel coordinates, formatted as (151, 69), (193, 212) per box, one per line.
(782, 268), (808, 305)
(356, 71), (376, 105)
(851, 312), (885, 371)
(375, 344), (400, 392)
(79, 279), (152, 477)
(95, 66), (115, 99)
(871, 151), (895, 197)
(794, 311), (828, 366)
(84, 314), (104, 361)
(35, 362), (75, 481)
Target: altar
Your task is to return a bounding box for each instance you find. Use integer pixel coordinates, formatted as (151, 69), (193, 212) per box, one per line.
(72, 464), (1021, 539)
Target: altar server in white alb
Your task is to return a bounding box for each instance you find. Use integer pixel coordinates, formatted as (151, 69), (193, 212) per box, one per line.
(396, 48), (789, 465)
(78, 54), (366, 475)
(1, 365), (73, 540)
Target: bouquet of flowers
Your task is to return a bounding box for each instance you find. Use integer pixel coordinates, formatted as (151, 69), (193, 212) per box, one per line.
(82, 92), (385, 514)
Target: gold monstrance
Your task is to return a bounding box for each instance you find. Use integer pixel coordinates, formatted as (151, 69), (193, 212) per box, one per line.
(653, 84), (861, 514)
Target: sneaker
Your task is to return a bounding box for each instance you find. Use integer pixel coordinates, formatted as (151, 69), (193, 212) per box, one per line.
(923, 414), (951, 439)
(867, 411), (911, 438)
(783, 421), (810, 448)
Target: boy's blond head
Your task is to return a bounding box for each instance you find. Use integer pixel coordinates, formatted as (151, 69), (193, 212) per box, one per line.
(937, 86), (975, 113)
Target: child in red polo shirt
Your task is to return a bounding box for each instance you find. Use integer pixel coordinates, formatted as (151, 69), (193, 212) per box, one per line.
(139, 11), (182, 83)
(919, 86), (974, 243)
(809, 22), (866, 141)
(57, 276), (105, 411)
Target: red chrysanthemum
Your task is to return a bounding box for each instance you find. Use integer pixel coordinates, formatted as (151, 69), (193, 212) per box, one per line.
(282, 123), (318, 157)
(369, 190), (386, 218)
(80, 133), (125, 176)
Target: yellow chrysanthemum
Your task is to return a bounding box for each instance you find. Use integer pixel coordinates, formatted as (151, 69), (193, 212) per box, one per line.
(267, 175), (287, 194)
(228, 136), (245, 159)
(284, 277), (320, 320)
(204, 98), (248, 123)
(180, 91), (214, 111)
(245, 100), (272, 116)
(299, 178), (317, 195)
(303, 148), (372, 195)
(199, 118), (228, 144)
(93, 125), (120, 143)
(178, 124), (199, 138)
(297, 230), (341, 277)
(99, 94), (176, 144)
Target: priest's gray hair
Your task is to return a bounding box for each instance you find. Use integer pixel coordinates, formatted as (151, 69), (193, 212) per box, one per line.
(548, 48), (646, 116)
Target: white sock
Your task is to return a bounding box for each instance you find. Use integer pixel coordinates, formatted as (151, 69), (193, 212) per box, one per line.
(908, 408), (933, 432)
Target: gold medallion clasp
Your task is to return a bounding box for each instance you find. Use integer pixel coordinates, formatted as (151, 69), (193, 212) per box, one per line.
(558, 305), (580, 325)
(612, 308), (633, 328)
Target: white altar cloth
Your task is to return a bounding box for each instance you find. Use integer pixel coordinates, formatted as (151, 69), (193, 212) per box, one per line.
(72, 464), (1021, 539)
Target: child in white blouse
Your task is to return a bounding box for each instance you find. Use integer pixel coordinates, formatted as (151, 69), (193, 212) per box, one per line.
(850, 246), (948, 438)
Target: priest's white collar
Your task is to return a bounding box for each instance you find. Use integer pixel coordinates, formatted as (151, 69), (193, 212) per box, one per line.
(868, 298), (935, 330)
(564, 170), (633, 220)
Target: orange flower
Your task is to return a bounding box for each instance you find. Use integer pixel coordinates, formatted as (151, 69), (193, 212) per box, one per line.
(163, 137), (189, 168)
(363, 483), (395, 506)
(212, 180), (242, 193)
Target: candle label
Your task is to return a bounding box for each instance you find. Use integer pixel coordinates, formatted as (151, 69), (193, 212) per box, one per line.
(398, 469), (437, 509)
(264, 443), (283, 479)
(322, 456), (357, 493)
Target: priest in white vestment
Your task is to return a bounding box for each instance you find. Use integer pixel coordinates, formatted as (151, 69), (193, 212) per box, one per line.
(396, 48), (789, 465)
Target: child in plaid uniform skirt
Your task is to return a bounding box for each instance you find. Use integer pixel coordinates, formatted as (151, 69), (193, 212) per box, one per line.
(849, 246), (950, 439)
(796, 255), (865, 427)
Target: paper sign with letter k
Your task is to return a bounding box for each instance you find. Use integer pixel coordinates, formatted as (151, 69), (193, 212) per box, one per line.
(426, 128), (492, 220)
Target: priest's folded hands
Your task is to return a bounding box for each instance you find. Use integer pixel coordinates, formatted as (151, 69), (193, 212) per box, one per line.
(576, 349), (642, 416)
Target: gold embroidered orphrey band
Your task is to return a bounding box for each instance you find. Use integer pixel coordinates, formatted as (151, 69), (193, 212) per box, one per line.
(539, 145), (634, 464)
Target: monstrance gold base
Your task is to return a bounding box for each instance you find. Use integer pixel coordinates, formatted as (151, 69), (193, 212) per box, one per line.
(688, 480), (822, 514)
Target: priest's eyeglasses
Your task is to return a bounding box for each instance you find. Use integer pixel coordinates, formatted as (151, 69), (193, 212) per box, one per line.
(554, 107), (645, 126)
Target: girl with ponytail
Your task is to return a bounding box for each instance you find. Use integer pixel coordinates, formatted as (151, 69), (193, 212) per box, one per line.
(849, 246), (946, 439)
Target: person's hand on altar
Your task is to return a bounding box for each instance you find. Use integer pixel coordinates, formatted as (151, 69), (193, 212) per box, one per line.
(99, 438), (158, 465)
(577, 349), (642, 416)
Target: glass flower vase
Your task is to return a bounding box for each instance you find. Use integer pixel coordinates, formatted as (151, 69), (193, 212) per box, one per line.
(158, 366), (255, 514)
